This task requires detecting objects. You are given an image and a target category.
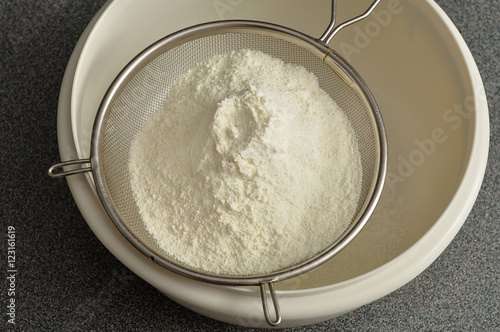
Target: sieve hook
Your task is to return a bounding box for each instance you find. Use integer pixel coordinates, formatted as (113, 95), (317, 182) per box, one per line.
(260, 282), (281, 326)
(47, 159), (92, 178)
(319, 0), (381, 45)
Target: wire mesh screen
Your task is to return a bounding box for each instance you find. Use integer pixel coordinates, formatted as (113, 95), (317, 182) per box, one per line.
(96, 28), (382, 277)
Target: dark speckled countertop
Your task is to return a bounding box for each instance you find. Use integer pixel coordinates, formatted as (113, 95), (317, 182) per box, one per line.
(1, 0), (498, 330)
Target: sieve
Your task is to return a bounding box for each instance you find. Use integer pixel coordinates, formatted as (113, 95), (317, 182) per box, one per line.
(49, 0), (387, 326)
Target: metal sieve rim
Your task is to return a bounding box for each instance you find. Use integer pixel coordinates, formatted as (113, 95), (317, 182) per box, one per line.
(90, 20), (387, 286)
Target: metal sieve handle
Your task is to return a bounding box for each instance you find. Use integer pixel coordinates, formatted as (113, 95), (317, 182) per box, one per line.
(47, 159), (92, 178)
(260, 282), (281, 326)
(319, 0), (381, 44)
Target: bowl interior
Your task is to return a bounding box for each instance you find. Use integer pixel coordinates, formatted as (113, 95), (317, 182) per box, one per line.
(70, 0), (479, 291)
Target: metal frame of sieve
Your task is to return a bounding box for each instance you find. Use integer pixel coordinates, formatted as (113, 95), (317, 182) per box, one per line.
(49, 0), (387, 326)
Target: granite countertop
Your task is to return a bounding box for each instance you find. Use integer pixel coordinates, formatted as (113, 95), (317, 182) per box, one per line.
(1, 0), (498, 330)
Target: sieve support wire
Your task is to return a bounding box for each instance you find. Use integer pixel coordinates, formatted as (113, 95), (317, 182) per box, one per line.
(260, 282), (281, 326)
(47, 159), (92, 178)
(319, 0), (381, 45)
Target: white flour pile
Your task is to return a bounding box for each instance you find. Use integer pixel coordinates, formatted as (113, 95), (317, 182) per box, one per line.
(129, 49), (362, 276)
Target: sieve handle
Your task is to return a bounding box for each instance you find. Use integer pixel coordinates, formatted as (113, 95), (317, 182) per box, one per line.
(47, 159), (92, 178)
(319, 0), (381, 45)
(260, 282), (281, 326)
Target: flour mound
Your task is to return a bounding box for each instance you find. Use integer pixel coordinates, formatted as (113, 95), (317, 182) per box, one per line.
(129, 50), (362, 275)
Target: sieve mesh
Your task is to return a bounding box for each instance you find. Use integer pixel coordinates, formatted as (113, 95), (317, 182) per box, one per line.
(93, 26), (384, 280)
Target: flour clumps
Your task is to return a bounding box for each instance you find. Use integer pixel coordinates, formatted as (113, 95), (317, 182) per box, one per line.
(129, 49), (362, 276)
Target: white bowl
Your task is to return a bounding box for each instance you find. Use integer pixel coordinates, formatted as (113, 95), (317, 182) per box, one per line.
(57, 0), (489, 328)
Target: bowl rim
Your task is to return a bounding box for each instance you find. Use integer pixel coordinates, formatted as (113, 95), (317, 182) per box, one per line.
(57, 0), (489, 327)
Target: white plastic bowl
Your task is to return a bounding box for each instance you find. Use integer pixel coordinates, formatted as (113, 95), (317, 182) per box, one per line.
(57, 0), (489, 328)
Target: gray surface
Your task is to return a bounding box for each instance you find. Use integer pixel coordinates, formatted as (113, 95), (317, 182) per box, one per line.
(0, 0), (498, 331)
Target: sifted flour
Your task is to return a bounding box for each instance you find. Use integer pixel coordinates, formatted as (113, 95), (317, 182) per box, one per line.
(129, 49), (362, 276)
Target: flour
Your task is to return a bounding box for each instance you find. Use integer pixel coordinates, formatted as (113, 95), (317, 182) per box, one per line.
(129, 49), (362, 276)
